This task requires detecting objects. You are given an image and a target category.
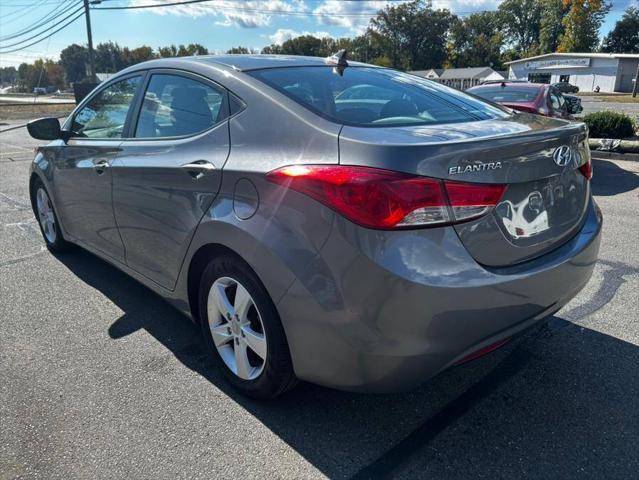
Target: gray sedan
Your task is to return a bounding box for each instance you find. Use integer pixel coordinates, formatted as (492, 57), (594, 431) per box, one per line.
(27, 54), (601, 398)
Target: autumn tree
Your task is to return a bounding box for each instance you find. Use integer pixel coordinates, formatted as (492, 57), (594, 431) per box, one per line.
(557, 0), (611, 52)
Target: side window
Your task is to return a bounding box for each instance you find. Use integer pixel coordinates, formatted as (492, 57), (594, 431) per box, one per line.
(135, 74), (226, 138)
(72, 76), (141, 138)
(556, 92), (566, 110)
(549, 90), (561, 110)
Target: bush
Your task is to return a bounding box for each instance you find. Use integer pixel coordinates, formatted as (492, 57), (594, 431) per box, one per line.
(583, 111), (636, 139)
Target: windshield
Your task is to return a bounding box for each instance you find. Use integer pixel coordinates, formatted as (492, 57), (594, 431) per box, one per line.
(248, 66), (508, 127)
(469, 87), (540, 103)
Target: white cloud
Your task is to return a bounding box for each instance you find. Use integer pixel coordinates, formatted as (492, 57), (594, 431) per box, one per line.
(268, 28), (331, 45)
(129, 0), (305, 28)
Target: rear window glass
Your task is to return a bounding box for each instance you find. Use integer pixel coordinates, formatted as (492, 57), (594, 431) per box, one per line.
(248, 67), (508, 127)
(469, 87), (540, 103)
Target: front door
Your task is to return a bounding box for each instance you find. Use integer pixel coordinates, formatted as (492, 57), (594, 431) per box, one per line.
(52, 74), (144, 262)
(112, 71), (230, 289)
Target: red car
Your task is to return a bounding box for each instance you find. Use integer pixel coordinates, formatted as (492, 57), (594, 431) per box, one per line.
(467, 82), (576, 119)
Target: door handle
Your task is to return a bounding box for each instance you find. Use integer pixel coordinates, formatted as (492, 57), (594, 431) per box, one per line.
(181, 160), (216, 179)
(94, 159), (110, 175)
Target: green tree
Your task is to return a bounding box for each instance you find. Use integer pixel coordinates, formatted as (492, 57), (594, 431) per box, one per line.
(0, 66), (18, 85)
(369, 0), (454, 70)
(279, 35), (324, 56)
(59, 43), (88, 84)
(95, 41), (125, 73)
(601, 7), (639, 53)
(498, 0), (542, 54)
(158, 45), (178, 58)
(447, 11), (503, 68)
(558, 0), (611, 52)
(226, 46), (251, 54)
(539, 0), (568, 53)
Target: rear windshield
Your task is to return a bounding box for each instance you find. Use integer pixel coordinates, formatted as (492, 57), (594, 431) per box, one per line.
(248, 66), (508, 127)
(468, 87), (540, 103)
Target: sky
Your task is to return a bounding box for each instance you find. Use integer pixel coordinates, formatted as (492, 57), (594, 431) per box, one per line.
(0, 0), (636, 68)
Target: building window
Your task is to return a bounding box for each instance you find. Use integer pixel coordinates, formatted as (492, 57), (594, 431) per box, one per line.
(528, 73), (551, 84)
(559, 75), (570, 83)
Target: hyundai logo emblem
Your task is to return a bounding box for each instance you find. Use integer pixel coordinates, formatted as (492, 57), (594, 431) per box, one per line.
(553, 145), (574, 167)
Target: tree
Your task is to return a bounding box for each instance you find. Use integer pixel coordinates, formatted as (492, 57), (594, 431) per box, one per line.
(539, 0), (568, 53)
(124, 46), (155, 65)
(0, 66), (18, 85)
(227, 46), (251, 54)
(59, 44), (88, 84)
(498, 0), (542, 54)
(558, 0), (611, 52)
(95, 41), (125, 73)
(45, 61), (65, 90)
(369, 0), (454, 70)
(602, 7), (639, 53)
(447, 12), (503, 68)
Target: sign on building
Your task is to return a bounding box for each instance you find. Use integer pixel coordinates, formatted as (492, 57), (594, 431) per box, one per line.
(525, 58), (591, 69)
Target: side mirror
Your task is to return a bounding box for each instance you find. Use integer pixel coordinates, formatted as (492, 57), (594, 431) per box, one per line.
(567, 103), (582, 115)
(27, 117), (62, 140)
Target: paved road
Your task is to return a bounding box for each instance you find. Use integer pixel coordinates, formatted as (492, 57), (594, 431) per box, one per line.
(0, 95), (74, 105)
(1, 122), (638, 479)
(579, 99), (639, 120)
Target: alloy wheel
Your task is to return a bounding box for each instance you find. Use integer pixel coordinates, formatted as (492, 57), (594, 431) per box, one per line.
(206, 276), (267, 380)
(36, 187), (56, 244)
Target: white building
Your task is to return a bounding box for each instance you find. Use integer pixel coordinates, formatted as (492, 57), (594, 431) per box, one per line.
(411, 67), (504, 90)
(506, 53), (639, 93)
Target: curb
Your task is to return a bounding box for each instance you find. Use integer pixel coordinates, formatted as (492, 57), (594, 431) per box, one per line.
(589, 138), (639, 154)
(590, 151), (639, 162)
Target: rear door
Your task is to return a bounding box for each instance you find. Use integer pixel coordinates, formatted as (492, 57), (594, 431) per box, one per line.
(112, 70), (231, 289)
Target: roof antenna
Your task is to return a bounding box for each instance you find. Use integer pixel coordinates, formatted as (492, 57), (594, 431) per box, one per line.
(326, 49), (349, 76)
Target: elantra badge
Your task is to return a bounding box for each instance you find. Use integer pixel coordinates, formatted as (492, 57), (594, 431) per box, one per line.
(449, 161), (502, 175)
(553, 145), (575, 167)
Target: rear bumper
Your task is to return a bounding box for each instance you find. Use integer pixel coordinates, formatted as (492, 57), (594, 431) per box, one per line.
(277, 198), (602, 392)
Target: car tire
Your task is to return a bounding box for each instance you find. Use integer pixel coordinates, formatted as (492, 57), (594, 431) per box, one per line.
(31, 178), (72, 253)
(199, 254), (297, 399)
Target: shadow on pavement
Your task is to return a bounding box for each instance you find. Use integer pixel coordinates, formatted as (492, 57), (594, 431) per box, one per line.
(590, 158), (639, 196)
(56, 250), (639, 479)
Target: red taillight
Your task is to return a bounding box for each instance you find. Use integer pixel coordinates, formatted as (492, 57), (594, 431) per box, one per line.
(266, 165), (506, 229)
(579, 160), (593, 179)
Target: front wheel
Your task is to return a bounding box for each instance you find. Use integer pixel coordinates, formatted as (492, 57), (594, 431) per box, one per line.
(199, 254), (297, 399)
(32, 179), (72, 253)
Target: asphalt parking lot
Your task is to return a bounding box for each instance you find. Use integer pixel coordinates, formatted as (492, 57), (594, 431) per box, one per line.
(1, 120), (638, 479)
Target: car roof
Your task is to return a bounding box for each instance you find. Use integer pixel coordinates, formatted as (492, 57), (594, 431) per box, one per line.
(172, 54), (375, 71)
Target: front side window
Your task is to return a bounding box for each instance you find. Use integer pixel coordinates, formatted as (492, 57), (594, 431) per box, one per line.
(550, 91), (562, 110)
(72, 76), (141, 138)
(135, 74), (226, 138)
(248, 67), (508, 127)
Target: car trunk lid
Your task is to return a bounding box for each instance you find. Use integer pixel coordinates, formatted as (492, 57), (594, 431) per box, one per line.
(338, 113), (591, 267)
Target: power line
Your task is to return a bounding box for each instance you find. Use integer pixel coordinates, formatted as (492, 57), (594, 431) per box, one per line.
(0, 4), (85, 49)
(1, 1), (82, 42)
(91, 0), (403, 16)
(0, 9), (85, 54)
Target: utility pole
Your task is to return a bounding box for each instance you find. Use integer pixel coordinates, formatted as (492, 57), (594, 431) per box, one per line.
(83, 0), (97, 83)
(633, 63), (639, 98)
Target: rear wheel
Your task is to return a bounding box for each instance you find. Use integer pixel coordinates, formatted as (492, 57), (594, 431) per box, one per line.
(32, 179), (72, 253)
(199, 254), (296, 398)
